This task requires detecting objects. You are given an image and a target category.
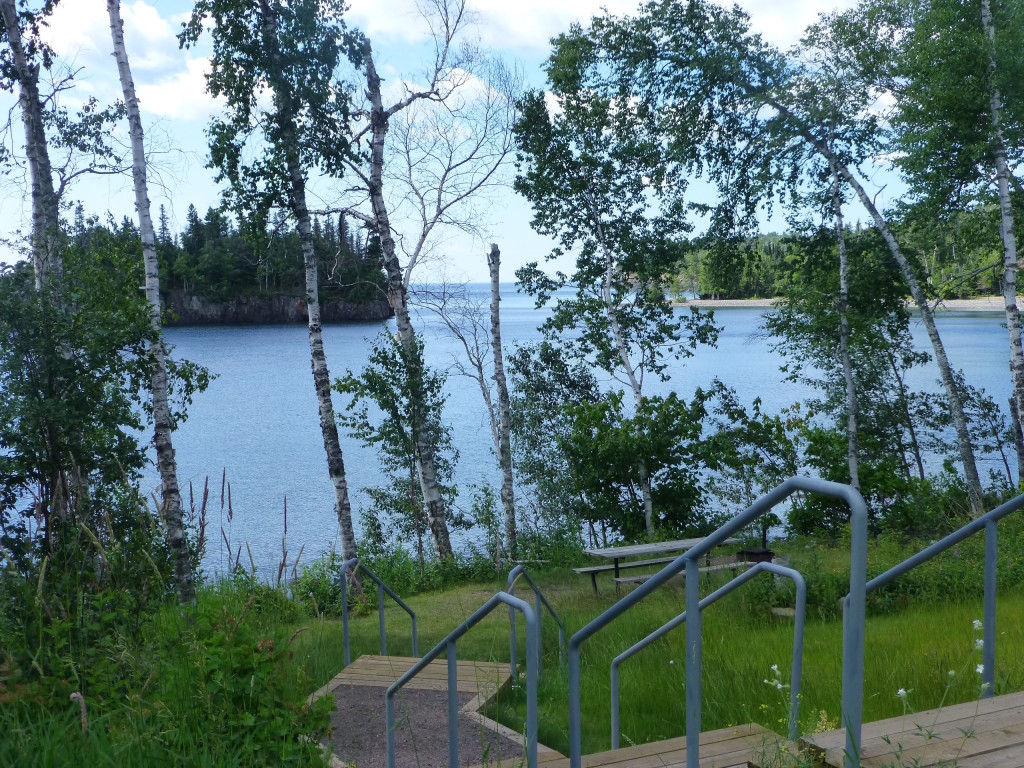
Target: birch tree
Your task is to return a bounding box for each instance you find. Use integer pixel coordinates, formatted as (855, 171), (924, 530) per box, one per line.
(833, 166), (861, 490)
(879, 0), (1023, 480)
(182, 0), (360, 559)
(579, 0), (988, 515)
(418, 245), (517, 560)
(0, 0), (59, 288)
(341, 0), (519, 558)
(514, 46), (719, 538)
(107, 0), (193, 603)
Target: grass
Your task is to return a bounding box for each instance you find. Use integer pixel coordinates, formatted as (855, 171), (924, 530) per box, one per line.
(6, 529), (1024, 766)
(311, 563), (1024, 757)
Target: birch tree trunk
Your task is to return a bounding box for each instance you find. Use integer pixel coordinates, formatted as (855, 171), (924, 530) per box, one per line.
(107, 0), (193, 602)
(980, 0), (1024, 484)
(588, 195), (655, 537)
(363, 37), (453, 559)
(758, 95), (985, 514)
(830, 153), (986, 515)
(259, 0), (357, 560)
(488, 244), (517, 561)
(0, 0), (60, 288)
(832, 165), (860, 490)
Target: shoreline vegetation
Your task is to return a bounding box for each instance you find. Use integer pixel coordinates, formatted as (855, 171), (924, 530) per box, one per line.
(675, 295), (1018, 312)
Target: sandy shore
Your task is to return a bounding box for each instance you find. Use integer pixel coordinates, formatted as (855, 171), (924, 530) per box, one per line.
(675, 296), (1016, 313)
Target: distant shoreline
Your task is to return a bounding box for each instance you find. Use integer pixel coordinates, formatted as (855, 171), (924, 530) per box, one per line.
(674, 296), (1016, 313)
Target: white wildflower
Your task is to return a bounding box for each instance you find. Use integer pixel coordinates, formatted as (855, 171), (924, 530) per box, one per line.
(973, 619), (983, 631)
(896, 688), (907, 699)
(776, 683), (783, 690)
(976, 638), (985, 650)
(976, 664), (985, 675)
(771, 664), (779, 672)
(948, 670), (956, 677)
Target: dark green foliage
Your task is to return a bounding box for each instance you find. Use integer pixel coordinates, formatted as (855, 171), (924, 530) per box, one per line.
(180, 0), (360, 223)
(0, 231), (207, 556)
(334, 333), (466, 570)
(560, 391), (716, 539)
(159, 205), (386, 303)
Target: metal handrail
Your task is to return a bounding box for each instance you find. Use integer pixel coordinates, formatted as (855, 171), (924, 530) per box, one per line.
(609, 562), (806, 747)
(508, 564), (566, 680)
(385, 591), (540, 768)
(339, 556), (418, 666)
(567, 476), (867, 768)
(847, 491), (1024, 698)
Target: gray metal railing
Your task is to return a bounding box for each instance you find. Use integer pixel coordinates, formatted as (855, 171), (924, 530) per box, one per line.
(609, 562), (806, 747)
(385, 591), (540, 768)
(508, 564), (566, 680)
(567, 476), (867, 768)
(848, 491), (1024, 699)
(339, 556), (418, 666)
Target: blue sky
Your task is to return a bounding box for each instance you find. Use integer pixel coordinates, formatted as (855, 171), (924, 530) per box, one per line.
(0, 0), (864, 281)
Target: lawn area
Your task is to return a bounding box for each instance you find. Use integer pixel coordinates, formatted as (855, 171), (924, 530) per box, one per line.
(293, 554), (1024, 757)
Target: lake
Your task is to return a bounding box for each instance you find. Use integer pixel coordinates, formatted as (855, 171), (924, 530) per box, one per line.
(152, 285), (1013, 577)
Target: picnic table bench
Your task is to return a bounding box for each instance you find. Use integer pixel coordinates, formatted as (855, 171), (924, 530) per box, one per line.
(614, 558), (756, 588)
(574, 537), (742, 593)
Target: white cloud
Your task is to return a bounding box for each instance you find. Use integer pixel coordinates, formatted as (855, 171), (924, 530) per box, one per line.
(346, 0), (859, 57)
(137, 56), (215, 122)
(42, 1), (213, 121)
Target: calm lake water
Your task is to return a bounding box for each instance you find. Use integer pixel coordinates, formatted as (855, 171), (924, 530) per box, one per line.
(151, 285), (1012, 577)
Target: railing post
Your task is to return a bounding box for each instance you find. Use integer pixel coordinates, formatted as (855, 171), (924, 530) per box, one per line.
(524, 602), (540, 767)
(535, 589), (543, 675)
(448, 639), (459, 767)
(789, 573), (806, 741)
(684, 556), (701, 768)
(983, 520), (997, 698)
(509, 603), (519, 680)
(568, 641), (581, 768)
(508, 566), (521, 680)
(385, 683), (396, 768)
(341, 568), (350, 667)
(840, 488), (868, 768)
(378, 582), (386, 655)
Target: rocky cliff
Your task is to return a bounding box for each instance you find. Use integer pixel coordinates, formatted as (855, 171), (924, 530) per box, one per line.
(163, 290), (393, 326)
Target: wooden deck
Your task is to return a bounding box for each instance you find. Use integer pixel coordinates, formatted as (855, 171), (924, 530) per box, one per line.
(802, 690), (1024, 767)
(468, 723), (798, 768)
(307, 654), (512, 704)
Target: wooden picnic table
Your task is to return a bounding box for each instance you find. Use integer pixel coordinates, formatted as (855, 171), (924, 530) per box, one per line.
(579, 537), (741, 593)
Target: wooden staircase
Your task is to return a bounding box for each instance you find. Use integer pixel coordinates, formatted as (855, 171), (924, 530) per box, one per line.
(469, 723), (798, 768)
(802, 690), (1024, 767)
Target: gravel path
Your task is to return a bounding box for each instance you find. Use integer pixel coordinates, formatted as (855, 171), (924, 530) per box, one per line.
(327, 684), (526, 767)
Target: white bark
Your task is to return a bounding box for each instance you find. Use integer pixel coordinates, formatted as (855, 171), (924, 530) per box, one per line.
(832, 165), (860, 490)
(488, 244), (517, 561)
(259, 0), (357, 560)
(587, 192), (655, 537)
(107, 0), (193, 602)
(761, 93), (985, 516)
(829, 153), (985, 515)
(980, 0), (1024, 485)
(363, 37), (454, 559)
(0, 0), (60, 288)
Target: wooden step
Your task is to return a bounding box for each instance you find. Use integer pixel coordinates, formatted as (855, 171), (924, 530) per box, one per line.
(801, 690), (1024, 767)
(469, 723), (799, 768)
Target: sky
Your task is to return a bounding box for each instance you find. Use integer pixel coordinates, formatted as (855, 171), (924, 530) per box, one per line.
(0, 0), (862, 282)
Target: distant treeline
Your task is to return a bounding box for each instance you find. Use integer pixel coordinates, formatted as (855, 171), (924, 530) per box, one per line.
(676, 202), (1011, 300)
(72, 203), (389, 304)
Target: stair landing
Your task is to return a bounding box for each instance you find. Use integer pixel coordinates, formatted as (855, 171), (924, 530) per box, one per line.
(469, 723), (798, 768)
(802, 690), (1024, 767)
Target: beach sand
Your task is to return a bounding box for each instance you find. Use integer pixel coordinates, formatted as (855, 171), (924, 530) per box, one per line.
(676, 296), (1017, 313)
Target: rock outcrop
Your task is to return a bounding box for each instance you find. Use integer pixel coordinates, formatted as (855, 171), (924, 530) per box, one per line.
(163, 290), (393, 326)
